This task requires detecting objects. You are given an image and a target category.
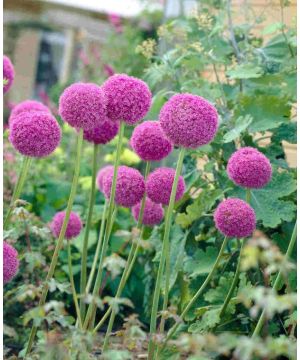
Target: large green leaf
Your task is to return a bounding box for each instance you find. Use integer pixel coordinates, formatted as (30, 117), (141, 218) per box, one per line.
(223, 115), (253, 143)
(231, 170), (296, 228)
(184, 247), (218, 278)
(235, 94), (291, 132)
(226, 63), (263, 79)
(176, 189), (223, 228)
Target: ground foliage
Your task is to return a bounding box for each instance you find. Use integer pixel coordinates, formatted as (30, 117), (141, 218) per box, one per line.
(3, 1), (297, 359)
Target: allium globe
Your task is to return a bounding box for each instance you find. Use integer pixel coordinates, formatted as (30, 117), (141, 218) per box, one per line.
(146, 167), (185, 205)
(83, 117), (119, 145)
(59, 83), (107, 130)
(3, 55), (15, 94)
(132, 197), (164, 226)
(227, 147), (272, 189)
(102, 74), (152, 125)
(214, 198), (256, 238)
(3, 242), (19, 284)
(103, 165), (145, 207)
(159, 93), (218, 148)
(50, 211), (82, 240)
(9, 111), (61, 158)
(9, 100), (51, 125)
(96, 165), (114, 192)
(130, 121), (173, 161)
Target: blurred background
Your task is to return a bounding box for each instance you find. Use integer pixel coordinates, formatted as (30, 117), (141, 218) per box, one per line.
(3, 0), (296, 165)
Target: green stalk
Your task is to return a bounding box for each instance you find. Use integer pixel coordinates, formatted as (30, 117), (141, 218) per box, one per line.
(160, 236), (229, 352)
(102, 161), (151, 351)
(80, 143), (99, 318)
(4, 156), (32, 230)
(219, 238), (245, 318)
(25, 128), (84, 356)
(86, 200), (108, 294)
(148, 148), (185, 360)
(252, 220), (297, 337)
(68, 241), (83, 329)
(219, 188), (251, 318)
(83, 122), (125, 330)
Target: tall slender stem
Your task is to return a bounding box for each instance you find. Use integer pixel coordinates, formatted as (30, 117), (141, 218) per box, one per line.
(83, 122), (125, 330)
(25, 128), (84, 356)
(80, 143), (99, 318)
(252, 220), (297, 337)
(160, 236), (229, 352)
(148, 148), (185, 360)
(219, 188), (251, 318)
(86, 200), (108, 294)
(68, 241), (83, 329)
(4, 156), (32, 230)
(102, 161), (151, 351)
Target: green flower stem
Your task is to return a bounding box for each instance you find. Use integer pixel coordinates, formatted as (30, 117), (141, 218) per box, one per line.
(161, 235), (229, 352)
(4, 156), (32, 230)
(25, 128), (84, 356)
(252, 220), (297, 337)
(80, 143), (99, 318)
(101, 161), (151, 351)
(86, 200), (108, 294)
(83, 121), (125, 330)
(219, 238), (245, 318)
(148, 148), (185, 360)
(68, 241), (83, 329)
(219, 188), (251, 318)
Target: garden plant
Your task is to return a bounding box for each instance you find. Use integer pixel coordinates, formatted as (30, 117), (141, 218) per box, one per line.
(3, 1), (297, 359)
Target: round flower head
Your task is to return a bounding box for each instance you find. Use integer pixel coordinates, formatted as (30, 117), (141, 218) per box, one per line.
(50, 211), (82, 240)
(9, 111), (61, 158)
(146, 167), (185, 205)
(96, 165), (114, 192)
(9, 100), (51, 125)
(83, 117), (119, 145)
(102, 74), (152, 125)
(103, 165), (145, 207)
(59, 82), (107, 130)
(3, 55), (15, 94)
(130, 121), (173, 161)
(227, 147), (272, 189)
(132, 197), (164, 226)
(3, 242), (19, 284)
(214, 198), (256, 238)
(159, 93), (218, 148)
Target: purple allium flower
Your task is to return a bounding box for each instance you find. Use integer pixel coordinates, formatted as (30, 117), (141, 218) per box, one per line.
(227, 147), (272, 189)
(59, 83), (107, 130)
(214, 198), (256, 238)
(50, 211), (82, 240)
(146, 167), (185, 205)
(3, 55), (15, 94)
(130, 121), (173, 161)
(9, 111), (61, 158)
(96, 165), (114, 192)
(103, 165), (145, 207)
(83, 117), (119, 145)
(102, 74), (152, 125)
(3, 242), (19, 284)
(9, 100), (51, 125)
(132, 197), (164, 226)
(159, 93), (218, 149)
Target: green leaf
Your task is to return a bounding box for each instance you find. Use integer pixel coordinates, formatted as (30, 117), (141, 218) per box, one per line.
(188, 308), (221, 333)
(262, 22), (284, 35)
(226, 63), (263, 79)
(231, 170), (296, 228)
(235, 94), (291, 132)
(184, 247), (218, 278)
(223, 115), (253, 143)
(271, 122), (297, 144)
(176, 189), (223, 228)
